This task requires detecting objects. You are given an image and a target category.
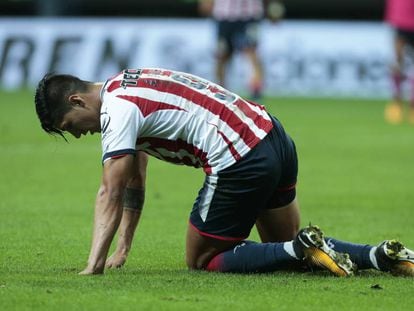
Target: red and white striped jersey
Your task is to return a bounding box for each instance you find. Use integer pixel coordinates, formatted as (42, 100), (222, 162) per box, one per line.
(100, 68), (273, 175)
(212, 0), (264, 21)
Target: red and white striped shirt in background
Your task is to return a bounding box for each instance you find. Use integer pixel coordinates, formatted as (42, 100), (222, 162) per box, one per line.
(100, 68), (273, 175)
(385, 0), (414, 31)
(212, 0), (264, 21)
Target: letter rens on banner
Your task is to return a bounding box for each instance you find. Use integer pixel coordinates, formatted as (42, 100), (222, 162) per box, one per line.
(0, 18), (398, 98)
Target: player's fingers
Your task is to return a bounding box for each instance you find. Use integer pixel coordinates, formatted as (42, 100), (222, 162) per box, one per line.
(105, 259), (123, 269)
(113, 261), (124, 268)
(105, 253), (116, 268)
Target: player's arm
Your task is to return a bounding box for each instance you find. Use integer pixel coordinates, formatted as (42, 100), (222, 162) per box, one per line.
(106, 151), (148, 269)
(79, 154), (134, 275)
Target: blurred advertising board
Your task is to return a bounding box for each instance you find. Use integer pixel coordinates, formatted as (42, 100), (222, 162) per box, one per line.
(0, 18), (395, 98)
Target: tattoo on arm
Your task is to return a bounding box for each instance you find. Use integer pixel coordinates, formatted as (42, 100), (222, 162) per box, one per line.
(122, 187), (145, 212)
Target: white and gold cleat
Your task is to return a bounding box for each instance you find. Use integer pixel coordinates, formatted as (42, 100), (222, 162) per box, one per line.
(296, 225), (356, 277)
(375, 240), (414, 277)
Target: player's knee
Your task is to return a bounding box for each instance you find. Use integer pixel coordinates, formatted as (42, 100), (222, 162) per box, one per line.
(185, 255), (205, 270)
(186, 249), (220, 270)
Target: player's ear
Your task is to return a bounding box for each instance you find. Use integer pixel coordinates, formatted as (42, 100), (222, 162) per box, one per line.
(68, 94), (86, 107)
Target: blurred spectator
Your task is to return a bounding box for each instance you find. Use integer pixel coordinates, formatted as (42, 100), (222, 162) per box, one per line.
(199, 0), (285, 100)
(384, 0), (414, 124)
(35, 0), (83, 16)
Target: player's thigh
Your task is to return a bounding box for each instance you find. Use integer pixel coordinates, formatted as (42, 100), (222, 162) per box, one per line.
(256, 119), (300, 242)
(235, 20), (259, 52)
(216, 21), (234, 60)
(255, 197), (300, 243)
(187, 175), (263, 269)
(187, 149), (277, 269)
(186, 223), (239, 270)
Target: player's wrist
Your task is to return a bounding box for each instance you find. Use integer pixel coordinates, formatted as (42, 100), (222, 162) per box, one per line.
(116, 245), (130, 256)
(82, 262), (105, 275)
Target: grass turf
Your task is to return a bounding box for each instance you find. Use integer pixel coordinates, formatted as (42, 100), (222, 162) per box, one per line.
(0, 90), (413, 310)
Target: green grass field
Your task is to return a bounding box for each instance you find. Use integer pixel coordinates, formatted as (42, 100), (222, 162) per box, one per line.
(1, 91), (413, 310)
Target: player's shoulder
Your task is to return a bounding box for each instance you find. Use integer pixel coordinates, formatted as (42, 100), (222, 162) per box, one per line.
(100, 71), (126, 96)
(100, 89), (139, 122)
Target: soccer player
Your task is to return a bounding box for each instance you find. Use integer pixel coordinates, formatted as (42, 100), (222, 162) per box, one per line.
(384, 0), (414, 124)
(199, 0), (285, 99)
(34, 68), (414, 276)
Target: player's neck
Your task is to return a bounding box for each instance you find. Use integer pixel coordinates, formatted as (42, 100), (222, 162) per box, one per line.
(89, 83), (104, 110)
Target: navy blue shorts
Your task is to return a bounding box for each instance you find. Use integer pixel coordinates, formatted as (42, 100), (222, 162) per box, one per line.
(189, 116), (298, 241)
(216, 19), (260, 56)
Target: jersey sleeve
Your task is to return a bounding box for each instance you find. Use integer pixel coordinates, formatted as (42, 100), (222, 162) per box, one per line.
(101, 96), (140, 164)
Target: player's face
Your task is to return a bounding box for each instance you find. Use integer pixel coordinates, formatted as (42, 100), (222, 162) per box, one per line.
(58, 105), (100, 139)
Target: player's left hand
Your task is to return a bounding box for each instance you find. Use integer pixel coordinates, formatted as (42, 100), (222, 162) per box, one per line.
(105, 252), (127, 269)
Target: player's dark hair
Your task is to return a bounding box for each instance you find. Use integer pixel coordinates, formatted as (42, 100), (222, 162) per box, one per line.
(34, 73), (90, 139)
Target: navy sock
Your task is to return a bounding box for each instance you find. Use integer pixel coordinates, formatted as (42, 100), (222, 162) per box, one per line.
(206, 240), (302, 273)
(325, 237), (375, 270)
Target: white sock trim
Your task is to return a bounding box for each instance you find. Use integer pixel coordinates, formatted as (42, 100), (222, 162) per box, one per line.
(283, 241), (300, 260)
(369, 247), (380, 270)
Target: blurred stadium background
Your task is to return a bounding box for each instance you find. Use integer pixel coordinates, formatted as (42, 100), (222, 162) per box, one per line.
(2, 2), (414, 310)
(0, 0), (384, 19)
(0, 0), (398, 99)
